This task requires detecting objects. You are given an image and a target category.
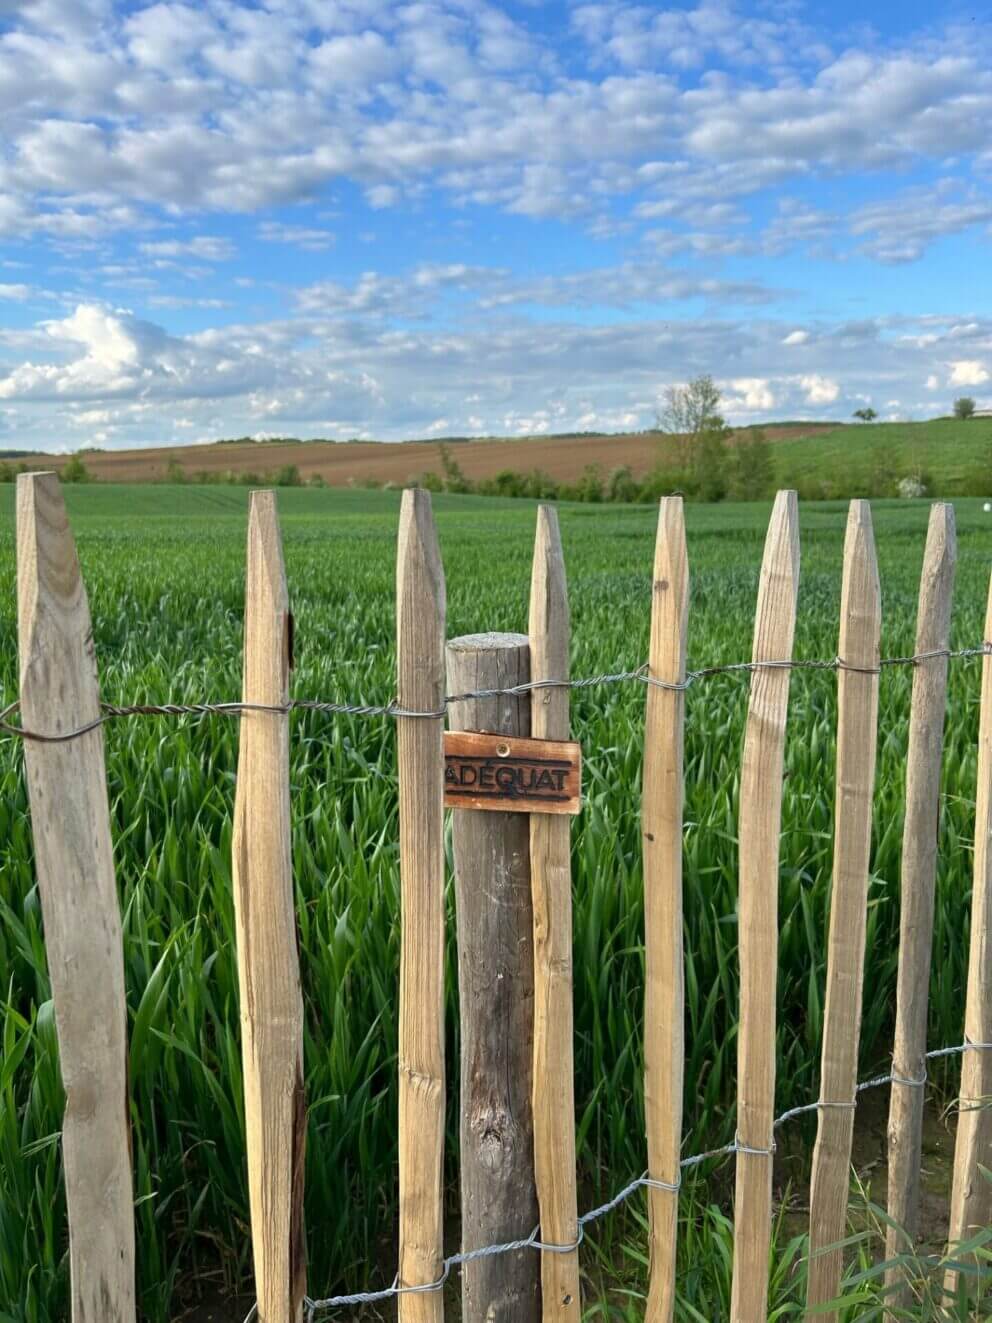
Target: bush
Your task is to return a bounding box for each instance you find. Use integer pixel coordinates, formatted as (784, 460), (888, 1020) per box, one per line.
(897, 474), (928, 499)
(729, 430), (774, 501)
(694, 426), (729, 502)
(61, 455), (92, 484)
(438, 444), (473, 494)
(606, 465), (639, 503)
(574, 464), (604, 503)
(273, 465), (302, 487)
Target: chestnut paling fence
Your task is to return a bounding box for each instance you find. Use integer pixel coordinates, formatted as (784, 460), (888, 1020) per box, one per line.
(6, 470), (992, 1323)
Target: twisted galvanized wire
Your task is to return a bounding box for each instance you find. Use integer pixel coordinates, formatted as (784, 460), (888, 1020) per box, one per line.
(238, 1041), (992, 1321)
(2, 644), (990, 744)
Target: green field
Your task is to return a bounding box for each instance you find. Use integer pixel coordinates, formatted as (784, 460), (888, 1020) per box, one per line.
(771, 418), (992, 500)
(2, 484), (992, 1319)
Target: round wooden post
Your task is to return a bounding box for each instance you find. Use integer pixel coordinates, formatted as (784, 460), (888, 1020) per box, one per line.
(447, 632), (541, 1323)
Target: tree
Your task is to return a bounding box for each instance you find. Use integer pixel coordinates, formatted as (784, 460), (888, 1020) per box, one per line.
(658, 374), (723, 470)
(853, 407), (878, 423)
(955, 396), (977, 419)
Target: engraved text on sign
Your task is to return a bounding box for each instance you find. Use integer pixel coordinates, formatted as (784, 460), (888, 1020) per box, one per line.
(444, 731), (581, 815)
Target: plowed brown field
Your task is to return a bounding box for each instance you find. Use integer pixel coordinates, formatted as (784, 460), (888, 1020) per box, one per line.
(34, 425), (834, 487)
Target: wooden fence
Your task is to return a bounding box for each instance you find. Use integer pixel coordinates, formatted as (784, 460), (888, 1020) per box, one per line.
(9, 470), (992, 1323)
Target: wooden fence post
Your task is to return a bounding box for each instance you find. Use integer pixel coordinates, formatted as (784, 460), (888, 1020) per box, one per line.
(643, 496), (688, 1323)
(805, 500), (881, 1321)
(232, 491), (306, 1323)
(885, 503), (956, 1312)
(730, 489), (800, 1323)
(528, 506), (581, 1323)
(16, 471), (136, 1323)
(944, 571), (992, 1297)
(447, 631), (541, 1323)
(396, 490), (447, 1322)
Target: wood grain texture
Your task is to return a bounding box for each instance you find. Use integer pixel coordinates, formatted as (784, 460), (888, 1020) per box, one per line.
(805, 501), (881, 1321)
(528, 505), (581, 1323)
(16, 471), (136, 1323)
(232, 491), (306, 1323)
(944, 571), (992, 1297)
(396, 489), (447, 1323)
(730, 490), (800, 1323)
(885, 503), (956, 1314)
(448, 632), (541, 1323)
(643, 497), (688, 1323)
(443, 728), (581, 815)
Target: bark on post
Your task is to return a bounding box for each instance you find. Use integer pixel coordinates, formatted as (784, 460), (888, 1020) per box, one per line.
(447, 632), (541, 1323)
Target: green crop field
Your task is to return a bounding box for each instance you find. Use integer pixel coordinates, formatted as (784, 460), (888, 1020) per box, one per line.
(2, 484), (992, 1320)
(772, 418), (992, 500)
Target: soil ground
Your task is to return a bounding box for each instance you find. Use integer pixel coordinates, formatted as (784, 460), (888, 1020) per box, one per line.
(181, 1093), (959, 1321)
(31, 424), (833, 488)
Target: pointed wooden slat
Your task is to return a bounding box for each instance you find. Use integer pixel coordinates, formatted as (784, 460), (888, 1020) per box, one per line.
(944, 572), (992, 1298)
(805, 500), (881, 1321)
(885, 503), (956, 1314)
(16, 471), (136, 1323)
(643, 497), (688, 1323)
(730, 490), (800, 1323)
(396, 489), (447, 1323)
(529, 505), (581, 1323)
(232, 491), (306, 1323)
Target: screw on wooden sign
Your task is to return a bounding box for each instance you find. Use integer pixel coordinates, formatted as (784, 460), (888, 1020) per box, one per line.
(444, 731), (582, 815)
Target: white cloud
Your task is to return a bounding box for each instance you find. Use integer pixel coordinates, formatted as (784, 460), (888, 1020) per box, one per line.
(725, 377), (776, 410)
(949, 359), (990, 386)
(926, 373), (940, 390)
(0, 1), (989, 242)
(4, 294), (988, 449)
(782, 329), (808, 345)
(0, 283), (32, 300)
(257, 221), (336, 250)
(139, 236), (237, 261)
(800, 373), (840, 404)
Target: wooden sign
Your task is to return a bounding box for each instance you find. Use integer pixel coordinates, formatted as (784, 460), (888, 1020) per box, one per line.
(444, 731), (581, 815)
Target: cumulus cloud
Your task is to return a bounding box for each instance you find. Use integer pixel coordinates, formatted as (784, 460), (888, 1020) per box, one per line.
(800, 374), (840, 404)
(782, 329), (809, 345)
(0, 0), (989, 242)
(2, 293), (987, 449)
(949, 360), (990, 386)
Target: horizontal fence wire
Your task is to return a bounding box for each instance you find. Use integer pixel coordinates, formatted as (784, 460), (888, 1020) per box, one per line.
(5, 640), (991, 1317)
(1, 644), (990, 744)
(238, 1041), (992, 1323)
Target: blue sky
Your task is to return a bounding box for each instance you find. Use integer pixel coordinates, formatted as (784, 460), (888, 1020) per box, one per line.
(0, 0), (990, 449)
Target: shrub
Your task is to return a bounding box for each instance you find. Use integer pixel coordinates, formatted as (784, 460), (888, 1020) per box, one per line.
(273, 464), (302, 487)
(729, 430), (775, 501)
(897, 474), (928, 499)
(606, 465), (639, 503)
(61, 455), (92, 484)
(438, 444), (473, 494)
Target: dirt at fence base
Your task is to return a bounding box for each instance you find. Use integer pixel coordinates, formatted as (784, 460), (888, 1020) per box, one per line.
(179, 1092), (960, 1321)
